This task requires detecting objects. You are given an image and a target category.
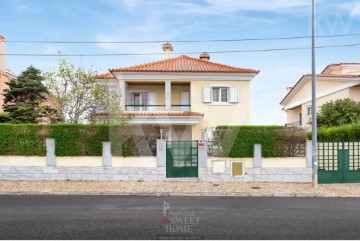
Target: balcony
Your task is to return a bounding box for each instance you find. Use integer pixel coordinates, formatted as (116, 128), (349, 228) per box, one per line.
(285, 121), (301, 128)
(125, 105), (191, 112)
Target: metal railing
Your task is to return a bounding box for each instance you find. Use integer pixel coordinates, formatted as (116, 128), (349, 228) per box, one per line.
(285, 121), (301, 128)
(125, 105), (191, 111)
(207, 141), (222, 157)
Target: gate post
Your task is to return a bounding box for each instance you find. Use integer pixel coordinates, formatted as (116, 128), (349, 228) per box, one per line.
(306, 140), (312, 168)
(253, 144), (262, 168)
(198, 140), (208, 168)
(46, 138), (56, 166)
(156, 139), (167, 167)
(102, 142), (112, 167)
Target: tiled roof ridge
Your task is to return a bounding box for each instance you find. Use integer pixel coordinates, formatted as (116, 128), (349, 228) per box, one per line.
(321, 63), (360, 74)
(181, 55), (259, 73)
(109, 54), (259, 73)
(110, 55), (185, 72)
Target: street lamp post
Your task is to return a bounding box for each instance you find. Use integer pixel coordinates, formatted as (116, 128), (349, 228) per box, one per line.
(311, 0), (318, 188)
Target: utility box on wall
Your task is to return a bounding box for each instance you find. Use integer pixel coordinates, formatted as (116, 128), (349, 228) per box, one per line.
(231, 161), (244, 177)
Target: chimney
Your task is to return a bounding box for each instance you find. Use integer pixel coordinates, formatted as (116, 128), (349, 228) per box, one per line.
(0, 35), (5, 71)
(199, 52), (210, 61)
(286, 87), (293, 94)
(162, 42), (173, 59)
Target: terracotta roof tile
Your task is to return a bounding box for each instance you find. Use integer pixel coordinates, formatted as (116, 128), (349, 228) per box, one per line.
(96, 72), (114, 79)
(321, 63), (360, 74)
(109, 55), (259, 73)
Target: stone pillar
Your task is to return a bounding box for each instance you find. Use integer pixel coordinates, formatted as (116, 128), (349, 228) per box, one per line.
(46, 138), (56, 166)
(165, 80), (171, 110)
(165, 126), (172, 141)
(102, 142), (112, 167)
(198, 140), (208, 168)
(253, 144), (262, 168)
(119, 79), (126, 110)
(306, 140), (312, 168)
(156, 139), (167, 167)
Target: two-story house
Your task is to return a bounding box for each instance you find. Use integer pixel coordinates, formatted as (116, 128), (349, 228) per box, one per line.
(280, 63), (360, 128)
(0, 35), (17, 111)
(96, 43), (259, 141)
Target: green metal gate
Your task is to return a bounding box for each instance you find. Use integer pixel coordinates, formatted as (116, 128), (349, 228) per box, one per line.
(318, 142), (360, 183)
(166, 141), (198, 178)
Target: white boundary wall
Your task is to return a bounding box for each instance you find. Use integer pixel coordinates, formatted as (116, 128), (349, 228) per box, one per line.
(0, 139), (312, 182)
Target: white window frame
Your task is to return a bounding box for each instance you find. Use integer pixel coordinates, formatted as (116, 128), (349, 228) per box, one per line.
(307, 106), (312, 117)
(211, 87), (229, 103)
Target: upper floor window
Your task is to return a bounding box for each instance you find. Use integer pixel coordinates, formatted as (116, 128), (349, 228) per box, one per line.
(203, 86), (238, 103)
(212, 87), (229, 103)
(307, 106), (312, 117)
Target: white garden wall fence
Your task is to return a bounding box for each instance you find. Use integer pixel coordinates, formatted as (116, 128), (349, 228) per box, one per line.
(0, 139), (313, 182)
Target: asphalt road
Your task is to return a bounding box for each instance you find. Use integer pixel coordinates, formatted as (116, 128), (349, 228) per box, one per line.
(0, 195), (359, 239)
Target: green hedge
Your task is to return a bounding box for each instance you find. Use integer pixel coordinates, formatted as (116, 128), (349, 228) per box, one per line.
(215, 126), (307, 157)
(0, 124), (47, 156)
(0, 124), (135, 156)
(308, 123), (360, 142)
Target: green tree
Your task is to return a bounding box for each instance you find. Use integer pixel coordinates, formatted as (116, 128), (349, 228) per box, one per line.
(2, 66), (51, 123)
(317, 98), (360, 127)
(44, 59), (128, 124)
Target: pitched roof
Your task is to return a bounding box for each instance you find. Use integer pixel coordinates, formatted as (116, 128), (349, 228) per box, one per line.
(109, 55), (259, 74)
(321, 63), (360, 74)
(96, 72), (114, 79)
(280, 74), (360, 105)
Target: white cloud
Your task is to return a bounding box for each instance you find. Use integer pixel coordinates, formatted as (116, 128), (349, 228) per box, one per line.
(102, 0), (139, 11)
(331, 1), (360, 18)
(346, 2), (360, 17)
(176, 0), (312, 15)
(122, 0), (139, 10)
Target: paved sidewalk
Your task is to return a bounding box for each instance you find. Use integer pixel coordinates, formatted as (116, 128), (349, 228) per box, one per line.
(1, 181), (360, 197)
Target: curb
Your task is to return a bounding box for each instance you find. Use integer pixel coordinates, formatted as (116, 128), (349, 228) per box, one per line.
(0, 191), (339, 197)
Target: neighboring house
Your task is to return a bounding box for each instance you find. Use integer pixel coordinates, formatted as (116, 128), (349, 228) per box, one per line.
(280, 63), (360, 128)
(96, 43), (259, 141)
(0, 35), (16, 111)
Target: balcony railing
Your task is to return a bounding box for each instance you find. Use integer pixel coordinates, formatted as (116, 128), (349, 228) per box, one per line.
(125, 105), (191, 111)
(285, 121), (301, 128)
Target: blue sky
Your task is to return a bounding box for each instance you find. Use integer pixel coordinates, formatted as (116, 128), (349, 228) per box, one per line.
(1, 0), (360, 125)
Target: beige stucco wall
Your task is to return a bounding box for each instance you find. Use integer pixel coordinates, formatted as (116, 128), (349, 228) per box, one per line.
(208, 157), (306, 168)
(0, 156), (157, 167)
(112, 156), (157, 167)
(208, 157), (253, 168)
(0, 156), (46, 166)
(286, 107), (301, 124)
(191, 80), (250, 139)
(300, 88), (350, 127)
(56, 156), (103, 166)
(262, 157), (306, 167)
(349, 87), (360, 102)
(284, 77), (358, 127)
(288, 78), (345, 105)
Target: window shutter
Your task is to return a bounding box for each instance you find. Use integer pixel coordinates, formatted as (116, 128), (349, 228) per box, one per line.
(203, 87), (211, 103)
(229, 87), (239, 103)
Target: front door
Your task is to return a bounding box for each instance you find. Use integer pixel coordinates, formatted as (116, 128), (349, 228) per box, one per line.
(166, 141), (198, 178)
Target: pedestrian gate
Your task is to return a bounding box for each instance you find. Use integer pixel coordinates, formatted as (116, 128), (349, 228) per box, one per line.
(166, 141), (198, 178)
(318, 142), (360, 183)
